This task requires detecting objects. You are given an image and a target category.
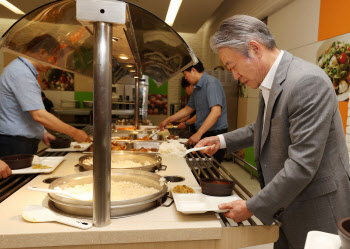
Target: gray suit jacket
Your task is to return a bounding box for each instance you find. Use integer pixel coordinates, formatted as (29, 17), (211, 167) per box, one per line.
(223, 51), (350, 248)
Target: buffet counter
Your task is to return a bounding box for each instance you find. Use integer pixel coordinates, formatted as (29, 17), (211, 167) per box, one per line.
(0, 152), (278, 249)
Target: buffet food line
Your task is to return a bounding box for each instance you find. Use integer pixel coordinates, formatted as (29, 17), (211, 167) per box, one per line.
(0, 128), (278, 249)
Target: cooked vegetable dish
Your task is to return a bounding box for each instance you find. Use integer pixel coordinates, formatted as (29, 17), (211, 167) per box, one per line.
(318, 41), (350, 95)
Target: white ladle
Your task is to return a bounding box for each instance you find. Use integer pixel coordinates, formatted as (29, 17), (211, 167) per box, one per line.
(184, 146), (208, 156)
(27, 186), (93, 201)
(22, 205), (92, 229)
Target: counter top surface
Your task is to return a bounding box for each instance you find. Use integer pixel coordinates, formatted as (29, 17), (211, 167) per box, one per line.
(0, 152), (222, 248)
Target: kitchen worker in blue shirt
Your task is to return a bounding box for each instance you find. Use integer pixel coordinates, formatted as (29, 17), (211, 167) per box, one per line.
(159, 60), (228, 163)
(0, 34), (91, 161)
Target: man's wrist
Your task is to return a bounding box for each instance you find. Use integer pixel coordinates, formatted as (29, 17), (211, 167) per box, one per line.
(185, 121), (189, 126)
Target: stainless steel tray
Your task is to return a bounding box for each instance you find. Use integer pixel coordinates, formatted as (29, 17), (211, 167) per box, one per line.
(128, 141), (164, 152)
(111, 133), (135, 141)
(78, 152), (162, 171)
(133, 132), (162, 141)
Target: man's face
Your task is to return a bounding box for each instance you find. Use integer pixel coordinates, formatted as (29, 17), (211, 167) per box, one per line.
(218, 47), (265, 89)
(185, 85), (194, 96)
(30, 49), (52, 72)
(183, 69), (197, 85)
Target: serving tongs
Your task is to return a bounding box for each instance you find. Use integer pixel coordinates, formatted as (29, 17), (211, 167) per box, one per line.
(149, 129), (161, 138)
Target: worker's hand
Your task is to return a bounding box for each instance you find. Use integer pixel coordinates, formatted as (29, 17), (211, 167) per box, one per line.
(72, 129), (91, 143)
(177, 122), (187, 129)
(195, 136), (220, 156)
(158, 119), (169, 130)
(187, 132), (202, 146)
(42, 132), (56, 146)
(219, 200), (253, 223)
(0, 160), (12, 179)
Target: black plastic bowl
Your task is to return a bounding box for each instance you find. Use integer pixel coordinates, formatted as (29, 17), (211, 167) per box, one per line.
(50, 139), (71, 149)
(1, 154), (34, 170)
(337, 217), (350, 249)
(200, 178), (235, 196)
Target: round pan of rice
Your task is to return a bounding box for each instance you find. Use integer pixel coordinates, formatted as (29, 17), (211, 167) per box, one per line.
(48, 169), (168, 217)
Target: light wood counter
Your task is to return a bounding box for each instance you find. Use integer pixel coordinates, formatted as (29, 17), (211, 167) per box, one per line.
(0, 153), (278, 249)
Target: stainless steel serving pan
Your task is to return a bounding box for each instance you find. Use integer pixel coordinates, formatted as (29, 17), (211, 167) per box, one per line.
(128, 141), (163, 152)
(111, 133), (135, 142)
(134, 132), (162, 141)
(78, 151), (162, 171)
(48, 169), (168, 217)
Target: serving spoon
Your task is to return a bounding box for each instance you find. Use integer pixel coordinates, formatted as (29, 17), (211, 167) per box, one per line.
(27, 186), (93, 201)
(183, 146), (208, 156)
(22, 205), (92, 229)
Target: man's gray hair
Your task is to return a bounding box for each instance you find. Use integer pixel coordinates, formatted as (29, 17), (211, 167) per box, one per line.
(210, 15), (276, 57)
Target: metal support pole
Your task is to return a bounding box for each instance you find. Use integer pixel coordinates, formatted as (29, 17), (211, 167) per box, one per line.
(93, 21), (112, 227)
(134, 77), (140, 129)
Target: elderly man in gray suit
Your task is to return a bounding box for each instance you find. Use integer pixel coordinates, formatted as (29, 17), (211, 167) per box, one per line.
(196, 15), (350, 249)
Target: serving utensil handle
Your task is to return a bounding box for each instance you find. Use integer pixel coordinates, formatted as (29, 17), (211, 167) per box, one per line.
(55, 215), (92, 229)
(27, 186), (72, 199)
(185, 146), (208, 154)
(28, 186), (58, 194)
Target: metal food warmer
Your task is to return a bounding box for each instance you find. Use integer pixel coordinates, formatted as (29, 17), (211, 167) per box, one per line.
(0, 0), (196, 227)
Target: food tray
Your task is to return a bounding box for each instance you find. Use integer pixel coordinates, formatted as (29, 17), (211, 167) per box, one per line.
(134, 133), (161, 141)
(46, 142), (92, 152)
(171, 187), (241, 214)
(111, 133), (134, 141)
(12, 156), (65, 174)
(128, 141), (163, 153)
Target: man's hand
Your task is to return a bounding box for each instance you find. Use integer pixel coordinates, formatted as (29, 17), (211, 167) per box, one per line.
(219, 200), (253, 223)
(195, 136), (221, 156)
(0, 160), (12, 179)
(42, 132), (55, 146)
(187, 132), (202, 146)
(177, 122), (187, 129)
(158, 119), (169, 130)
(72, 129), (91, 143)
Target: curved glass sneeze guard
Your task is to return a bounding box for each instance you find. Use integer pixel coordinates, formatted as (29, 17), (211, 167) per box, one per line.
(0, 0), (196, 85)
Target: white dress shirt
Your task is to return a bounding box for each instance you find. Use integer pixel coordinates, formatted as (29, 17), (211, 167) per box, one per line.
(218, 50), (284, 149)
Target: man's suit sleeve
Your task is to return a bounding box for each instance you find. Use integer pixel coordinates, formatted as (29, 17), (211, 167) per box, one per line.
(223, 123), (255, 153)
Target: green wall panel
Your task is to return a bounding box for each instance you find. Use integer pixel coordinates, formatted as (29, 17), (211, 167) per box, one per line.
(75, 91), (93, 108)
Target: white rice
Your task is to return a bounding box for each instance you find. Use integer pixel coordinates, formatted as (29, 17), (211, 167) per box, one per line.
(54, 181), (158, 201)
(158, 140), (186, 157)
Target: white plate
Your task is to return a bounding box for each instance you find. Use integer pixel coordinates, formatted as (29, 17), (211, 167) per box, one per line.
(12, 156), (65, 174)
(337, 89), (350, 101)
(166, 136), (179, 142)
(304, 231), (341, 249)
(172, 187), (241, 214)
(46, 142), (92, 152)
(179, 138), (188, 144)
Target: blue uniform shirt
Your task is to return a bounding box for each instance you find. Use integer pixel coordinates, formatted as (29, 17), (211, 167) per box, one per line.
(0, 57), (45, 139)
(187, 72), (228, 131)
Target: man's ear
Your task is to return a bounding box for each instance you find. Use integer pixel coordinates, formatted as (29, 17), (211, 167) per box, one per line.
(249, 40), (262, 58)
